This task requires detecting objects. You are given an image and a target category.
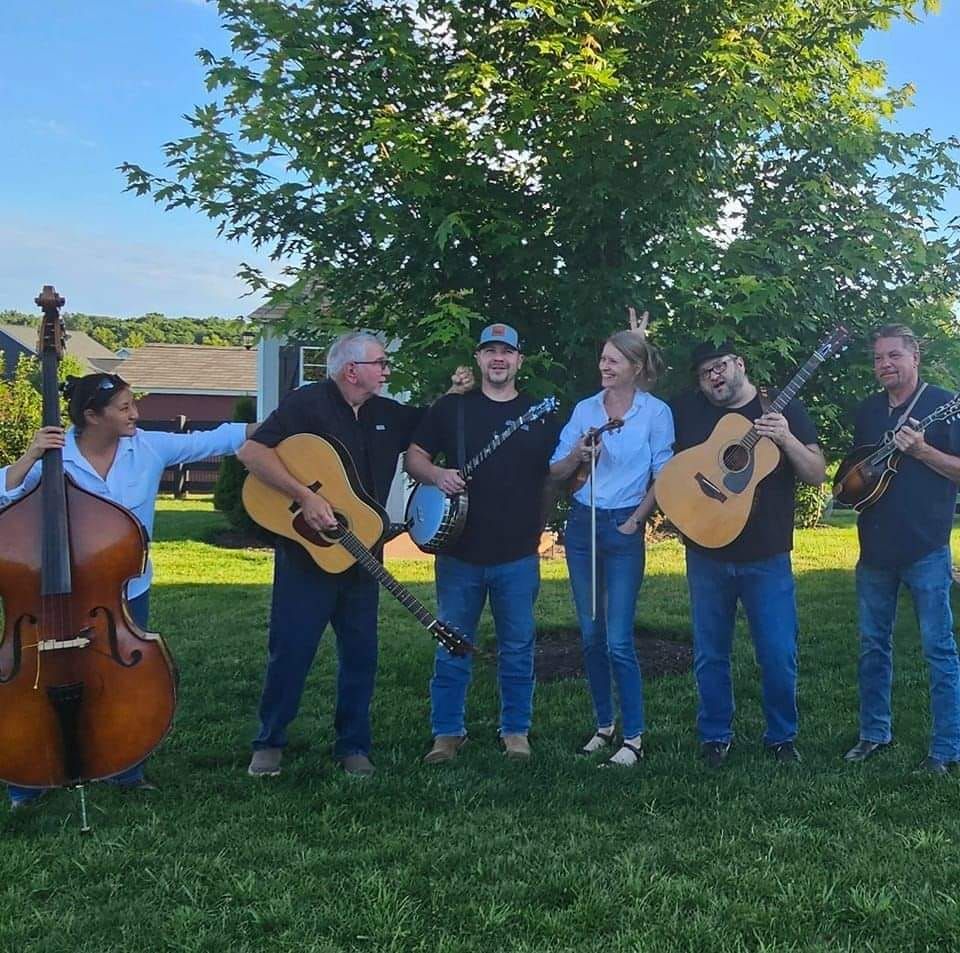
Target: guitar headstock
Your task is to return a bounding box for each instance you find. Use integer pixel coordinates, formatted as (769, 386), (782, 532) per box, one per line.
(813, 324), (850, 363)
(520, 396), (559, 426)
(433, 619), (474, 657)
(930, 393), (960, 427)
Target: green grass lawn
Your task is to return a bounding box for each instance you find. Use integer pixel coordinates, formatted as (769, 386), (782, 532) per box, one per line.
(3, 499), (960, 952)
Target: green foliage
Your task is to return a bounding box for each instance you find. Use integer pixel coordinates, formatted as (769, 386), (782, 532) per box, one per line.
(212, 395), (258, 533)
(0, 354), (43, 466)
(121, 0), (960, 460)
(794, 480), (828, 529)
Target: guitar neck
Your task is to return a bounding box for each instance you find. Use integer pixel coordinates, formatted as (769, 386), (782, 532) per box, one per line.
(337, 529), (439, 630)
(868, 395), (958, 465)
(742, 352), (824, 451)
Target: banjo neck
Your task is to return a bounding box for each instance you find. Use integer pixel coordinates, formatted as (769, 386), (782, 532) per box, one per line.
(459, 396), (558, 480)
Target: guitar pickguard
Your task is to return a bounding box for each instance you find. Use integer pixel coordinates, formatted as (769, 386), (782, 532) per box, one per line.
(721, 448), (756, 494)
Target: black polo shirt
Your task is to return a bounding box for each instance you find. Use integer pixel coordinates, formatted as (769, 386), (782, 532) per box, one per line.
(855, 382), (960, 569)
(251, 379), (424, 506)
(669, 390), (819, 563)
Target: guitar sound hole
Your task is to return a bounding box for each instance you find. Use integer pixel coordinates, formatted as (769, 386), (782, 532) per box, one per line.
(722, 444), (750, 472)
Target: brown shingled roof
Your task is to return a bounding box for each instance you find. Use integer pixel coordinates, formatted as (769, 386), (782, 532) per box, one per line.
(113, 343), (257, 395)
(0, 324), (117, 375)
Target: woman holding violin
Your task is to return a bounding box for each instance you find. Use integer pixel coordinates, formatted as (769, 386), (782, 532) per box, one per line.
(549, 330), (674, 767)
(0, 371), (255, 809)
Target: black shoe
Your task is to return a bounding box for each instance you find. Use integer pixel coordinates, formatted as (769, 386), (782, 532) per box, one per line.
(769, 741), (801, 764)
(701, 741), (731, 769)
(917, 756), (952, 776)
(844, 740), (891, 763)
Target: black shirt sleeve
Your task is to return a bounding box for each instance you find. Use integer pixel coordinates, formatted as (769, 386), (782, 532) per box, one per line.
(250, 388), (308, 448)
(410, 395), (454, 459)
(784, 399), (818, 447)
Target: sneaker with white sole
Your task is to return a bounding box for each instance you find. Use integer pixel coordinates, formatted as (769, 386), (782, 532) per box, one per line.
(248, 747), (282, 777)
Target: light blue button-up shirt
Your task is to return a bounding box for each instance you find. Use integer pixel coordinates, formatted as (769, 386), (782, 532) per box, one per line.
(550, 389), (675, 509)
(0, 423), (248, 598)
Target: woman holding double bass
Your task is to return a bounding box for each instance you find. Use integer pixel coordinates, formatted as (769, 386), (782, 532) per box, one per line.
(0, 292), (255, 810)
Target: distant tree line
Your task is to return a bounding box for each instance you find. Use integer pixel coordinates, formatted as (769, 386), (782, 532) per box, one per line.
(0, 310), (249, 352)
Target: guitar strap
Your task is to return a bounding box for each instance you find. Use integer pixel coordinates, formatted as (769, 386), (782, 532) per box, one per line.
(457, 395), (466, 472)
(891, 382), (927, 430)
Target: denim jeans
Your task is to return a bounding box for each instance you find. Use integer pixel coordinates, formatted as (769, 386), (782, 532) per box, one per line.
(685, 548), (799, 746)
(253, 538), (380, 759)
(430, 553), (540, 737)
(8, 591), (150, 807)
(856, 545), (960, 761)
(564, 502), (646, 738)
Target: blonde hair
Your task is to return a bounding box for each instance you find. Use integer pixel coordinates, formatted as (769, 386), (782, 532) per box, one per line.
(606, 329), (663, 388)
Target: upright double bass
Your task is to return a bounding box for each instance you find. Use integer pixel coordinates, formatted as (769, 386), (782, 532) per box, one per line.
(0, 286), (177, 797)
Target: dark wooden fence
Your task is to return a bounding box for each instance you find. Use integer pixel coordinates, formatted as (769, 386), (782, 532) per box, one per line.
(138, 417), (227, 497)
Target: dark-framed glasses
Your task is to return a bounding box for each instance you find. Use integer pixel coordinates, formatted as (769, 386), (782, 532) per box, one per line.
(698, 357), (733, 381)
(352, 358), (391, 370)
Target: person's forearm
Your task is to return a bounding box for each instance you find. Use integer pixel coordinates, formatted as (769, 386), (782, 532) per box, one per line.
(914, 444), (960, 483)
(404, 446), (444, 486)
(549, 448), (581, 481)
(244, 421), (260, 439)
(4, 450), (42, 491)
(782, 438), (826, 486)
(237, 441), (312, 504)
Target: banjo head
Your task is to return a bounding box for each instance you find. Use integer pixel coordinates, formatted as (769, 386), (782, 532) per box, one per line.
(406, 484), (451, 546)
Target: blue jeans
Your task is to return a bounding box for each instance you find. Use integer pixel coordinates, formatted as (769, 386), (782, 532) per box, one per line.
(253, 539), (380, 759)
(855, 545), (960, 761)
(564, 502), (646, 738)
(430, 554), (539, 737)
(8, 592), (150, 807)
(686, 549), (798, 746)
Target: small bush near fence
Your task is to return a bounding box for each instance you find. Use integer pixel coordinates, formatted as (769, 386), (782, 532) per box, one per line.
(213, 396), (257, 533)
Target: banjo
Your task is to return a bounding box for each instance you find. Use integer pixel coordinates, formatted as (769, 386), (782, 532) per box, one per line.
(406, 396), (559, 554)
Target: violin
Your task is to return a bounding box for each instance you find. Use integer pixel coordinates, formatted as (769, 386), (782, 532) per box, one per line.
(0, 287), (177, 794)
(567, 417), (625, 494)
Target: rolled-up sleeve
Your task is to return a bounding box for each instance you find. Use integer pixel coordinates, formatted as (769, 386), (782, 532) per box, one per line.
(0, 460), (42, 509)
(649, 402), (675, 477)
(550, 404), (584, 466)
(145, 422), (249, 468)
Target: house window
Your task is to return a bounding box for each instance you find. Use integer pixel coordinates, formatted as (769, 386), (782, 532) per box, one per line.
(299, 345), (327, 385)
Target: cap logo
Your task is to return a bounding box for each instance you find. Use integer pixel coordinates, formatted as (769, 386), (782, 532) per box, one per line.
(491, 325), (506, 337)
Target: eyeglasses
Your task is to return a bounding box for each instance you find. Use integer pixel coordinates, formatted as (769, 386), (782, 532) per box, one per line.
(84, 377), (118, 408)
(352, 358), (391, 370)
(697, 357), (734, 381)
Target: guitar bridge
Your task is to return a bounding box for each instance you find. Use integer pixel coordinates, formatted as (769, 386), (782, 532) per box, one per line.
(694, 472), (728, 503)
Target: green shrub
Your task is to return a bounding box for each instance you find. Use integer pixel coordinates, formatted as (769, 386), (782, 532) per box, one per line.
(794, 480), (828, 528)
(213, 396), (258, 534)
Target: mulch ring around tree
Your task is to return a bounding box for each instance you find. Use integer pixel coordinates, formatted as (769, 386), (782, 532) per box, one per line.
(534, 625), (693, 683)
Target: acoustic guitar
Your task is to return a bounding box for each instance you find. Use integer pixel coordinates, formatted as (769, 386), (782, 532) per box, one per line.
(833, 391), (960, 511)
(242, 433), (472, 657)
(655, 325), (849, 548)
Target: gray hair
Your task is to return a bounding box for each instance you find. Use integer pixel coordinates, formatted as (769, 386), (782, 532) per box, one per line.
(871, 323), (920, 355)
(326, 331), (383, 378)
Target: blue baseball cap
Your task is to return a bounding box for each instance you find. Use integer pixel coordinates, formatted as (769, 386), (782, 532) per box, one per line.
(478, 323), (520, 351)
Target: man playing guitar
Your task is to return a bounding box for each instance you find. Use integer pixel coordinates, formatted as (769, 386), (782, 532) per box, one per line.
(238, 332), (471, 779)
(405, 324), (561, 764)
(843, 324), (960, 774)
(670, 340), (824, 768)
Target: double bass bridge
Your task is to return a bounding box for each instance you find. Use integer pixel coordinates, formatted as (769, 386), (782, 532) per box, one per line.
(37, 631), (92, 652)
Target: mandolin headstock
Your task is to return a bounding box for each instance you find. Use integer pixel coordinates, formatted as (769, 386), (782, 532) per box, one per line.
(433, 620), (474, 657)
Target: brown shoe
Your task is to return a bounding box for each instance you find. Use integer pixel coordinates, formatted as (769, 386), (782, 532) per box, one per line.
(339, 753), (376, 778)
(423, 734), (468, 765)
(501, 733), (531, 760)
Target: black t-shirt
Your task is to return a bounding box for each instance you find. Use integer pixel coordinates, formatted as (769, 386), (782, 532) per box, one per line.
(669, 390), (819, 563)
(855, 383), (960, 569)
(411, 391), (561, 565)
(251, 379), (423, 506)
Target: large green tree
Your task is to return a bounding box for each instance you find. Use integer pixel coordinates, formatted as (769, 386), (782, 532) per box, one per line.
(122, 0), (960, 454)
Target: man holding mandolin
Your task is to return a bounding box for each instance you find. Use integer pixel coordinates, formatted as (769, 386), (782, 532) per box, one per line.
(669, 340), (825, 768)
(842, 325), (960, 774)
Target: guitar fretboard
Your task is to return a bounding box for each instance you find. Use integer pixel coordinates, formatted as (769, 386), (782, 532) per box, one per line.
(335, 528), (438, 631)
(740, 352), (826, 451)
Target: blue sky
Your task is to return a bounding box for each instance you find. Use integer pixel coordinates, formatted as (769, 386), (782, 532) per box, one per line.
(0, 1), (957, 319)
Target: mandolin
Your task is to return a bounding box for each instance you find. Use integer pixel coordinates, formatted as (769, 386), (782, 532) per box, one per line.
(566, 417), (625, 495)
(655, 325), (849, 548)
(241, 433), (472, 657)
(833, 392), (960, 511)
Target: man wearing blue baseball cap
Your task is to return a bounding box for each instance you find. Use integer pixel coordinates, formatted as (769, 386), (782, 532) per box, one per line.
(406, 323), (561, 764)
